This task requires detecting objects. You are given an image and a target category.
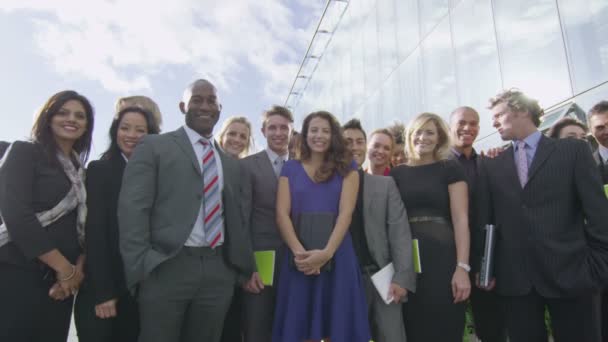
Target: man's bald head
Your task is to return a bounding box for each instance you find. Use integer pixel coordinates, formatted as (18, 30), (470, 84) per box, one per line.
(450, 106), (480, 150)
(182, 79), (217, 104)
(179, 79), (222, 137)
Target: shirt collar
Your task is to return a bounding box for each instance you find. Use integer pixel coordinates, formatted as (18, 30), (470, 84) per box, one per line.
(599, 144), (608, 162)
(265, 148), (288, 163)
(512, 130), (542, 150)
(184, 125), (213, 147)
(451, 147), (477, 160)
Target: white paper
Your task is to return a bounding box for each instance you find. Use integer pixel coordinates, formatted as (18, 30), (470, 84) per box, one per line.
(371, 262), (395, 304)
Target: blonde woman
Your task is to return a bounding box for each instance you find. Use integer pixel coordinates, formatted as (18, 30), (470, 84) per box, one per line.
(115, 95), (163, 130)
(218, 116), (253, 159)
(389, 113), (471, 342)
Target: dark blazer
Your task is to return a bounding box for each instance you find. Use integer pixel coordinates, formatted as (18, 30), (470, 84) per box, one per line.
(593, 150), (608, 184)
(82, 154), (128, 304)
(239, 150), (282, 251)
(0, 141), (81, 268)
(475, 135), (608, 297)
(118, 127), (255, 290)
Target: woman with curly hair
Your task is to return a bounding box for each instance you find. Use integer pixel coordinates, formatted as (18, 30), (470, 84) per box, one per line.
(272, 111), (370, 342)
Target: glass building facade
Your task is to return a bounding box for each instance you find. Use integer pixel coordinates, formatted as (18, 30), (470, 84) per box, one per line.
(285, 0), (608, 148)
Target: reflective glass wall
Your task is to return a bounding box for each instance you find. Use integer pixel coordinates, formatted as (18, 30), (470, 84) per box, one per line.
(287, 0), (608, 148)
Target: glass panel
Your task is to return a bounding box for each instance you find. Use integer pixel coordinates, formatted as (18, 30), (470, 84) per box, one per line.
(451, 0), (503, 139)
(377, 0), (399, 82)
(419, 0), (449, 38)
(573, 82), (608, 114)
(558, 0), (608, 93)
(349, 5), (366, 112)
(379, 71), (402, 126)
(421, 17), (458, 119)
(395, 0), (420, 63)
(363, 6), (380, 95)
(493, 0), (572, 108)
(397, 48), (424, 122)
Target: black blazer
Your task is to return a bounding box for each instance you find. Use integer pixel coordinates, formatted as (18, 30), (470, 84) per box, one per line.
(0, 141), (81, 269)
(82, 154), (128, 304)
(593, 150), (608, 184)
(475, 135), (608, 297)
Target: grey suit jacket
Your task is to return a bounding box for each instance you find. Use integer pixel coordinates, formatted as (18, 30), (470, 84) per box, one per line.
(239, 150), (282, 251)
(362, 174), (416, 292)
(118, 127), (255, 290)
(475, 136), (608, 297)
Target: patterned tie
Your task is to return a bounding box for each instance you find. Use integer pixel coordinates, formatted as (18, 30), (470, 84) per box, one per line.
(273, 157), (284, 178)
(200, 140), (223, 248)
(516, 141), (528, 187)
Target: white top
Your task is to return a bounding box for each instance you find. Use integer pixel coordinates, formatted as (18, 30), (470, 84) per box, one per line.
(183, 125), (225, 247)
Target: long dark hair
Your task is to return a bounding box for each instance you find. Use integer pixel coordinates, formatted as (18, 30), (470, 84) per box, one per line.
(101, 106), (160, 160)
(31, 90), (95, 166)
(299, 111), (352, 182)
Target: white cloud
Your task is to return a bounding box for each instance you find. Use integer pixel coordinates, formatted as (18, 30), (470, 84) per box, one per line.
(0, 0), (325, 98)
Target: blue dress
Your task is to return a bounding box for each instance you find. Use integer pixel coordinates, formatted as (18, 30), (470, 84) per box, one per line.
(272, 160), (371, 342)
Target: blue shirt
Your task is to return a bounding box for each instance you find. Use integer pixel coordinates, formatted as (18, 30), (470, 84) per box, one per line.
(512, 130), (542, 168)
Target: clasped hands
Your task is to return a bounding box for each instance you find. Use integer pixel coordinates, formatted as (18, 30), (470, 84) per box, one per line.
(294, 249), (332, 276)
(48, 261), (85, 301)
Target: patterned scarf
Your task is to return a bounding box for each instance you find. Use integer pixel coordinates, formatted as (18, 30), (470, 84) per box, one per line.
(0, 149), (86, 248)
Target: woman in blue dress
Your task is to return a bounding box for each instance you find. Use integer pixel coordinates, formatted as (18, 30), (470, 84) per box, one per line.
(272, 111), (370, 342)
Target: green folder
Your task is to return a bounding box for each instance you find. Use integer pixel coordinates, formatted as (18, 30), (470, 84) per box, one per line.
(604, 184), (608, 198)
(412, 239), (422, 274)
(254, 250), (275, 286)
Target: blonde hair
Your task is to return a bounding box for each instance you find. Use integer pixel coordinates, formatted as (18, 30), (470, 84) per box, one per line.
(488, 88), (543, 127)
(405, 112), (451, 162)
(218, 116), (253, 158)
(115, 95), (163, 129)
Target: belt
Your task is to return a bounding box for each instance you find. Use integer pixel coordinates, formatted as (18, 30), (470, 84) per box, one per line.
(408, 216), (449, 224)
(182, 245), (223, 257)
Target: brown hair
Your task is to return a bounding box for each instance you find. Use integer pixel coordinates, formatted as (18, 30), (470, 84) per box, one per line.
(405, 112), (451, 162)
(369, 128), (395, 150)
(299, 111), (352, 182)
(262, 105), (294, 129)
(546, 117), (588, 139)
(387, 121), (406, 145)
(588, 100), (608, 123)
(488, 89), (544, 127)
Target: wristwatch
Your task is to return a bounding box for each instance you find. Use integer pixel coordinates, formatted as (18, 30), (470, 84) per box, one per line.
(457, 262), (471, 272)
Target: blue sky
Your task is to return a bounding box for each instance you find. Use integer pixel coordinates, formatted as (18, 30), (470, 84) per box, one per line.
(0, 0), (325, 157)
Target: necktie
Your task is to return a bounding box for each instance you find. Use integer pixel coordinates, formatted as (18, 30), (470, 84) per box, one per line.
(273, 157), (284, 178)
(200, 140), (223, 248)
(516, 141), (528, 187)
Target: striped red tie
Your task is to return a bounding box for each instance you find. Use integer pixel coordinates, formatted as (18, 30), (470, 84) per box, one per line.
(200, 140), (223, 248)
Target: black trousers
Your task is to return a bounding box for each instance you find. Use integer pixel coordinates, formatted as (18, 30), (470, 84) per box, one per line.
(501, 289), (601, 342)
(470, 286), (507, 342)
(220, 286), (243, 342)
(74, 284), (139, 342)
(601, 289), (608, 342)
(0, 263), (74, 342)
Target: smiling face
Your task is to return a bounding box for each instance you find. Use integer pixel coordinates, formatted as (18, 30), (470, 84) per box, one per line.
(343, 128), (366, 167)
(262, 114), (292, 155)
(450, 108), (480, 149)
(306, 117), (331, 154)
(413, 121), (439, 158)
(117, 111), (149, 158)
(367, 132), (392, 169)
(222, 121), (250, 158)
(50, 99), (88, 147)
(391, 143), (407, 166)
(180, 81), (221, 137)
(590, 112), (608, 148)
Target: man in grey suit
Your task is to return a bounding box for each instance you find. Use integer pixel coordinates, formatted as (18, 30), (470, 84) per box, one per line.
(342, 118), (416, 342)
(476, 89), (608, 341)
(237, 105), (293, 342)
(118, 79), (255, 342)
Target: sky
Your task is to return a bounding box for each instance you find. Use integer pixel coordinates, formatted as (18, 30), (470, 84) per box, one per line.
(0, 0), (326, 158)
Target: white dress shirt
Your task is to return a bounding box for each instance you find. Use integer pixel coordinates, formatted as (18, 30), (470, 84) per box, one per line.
(599, 144), (608, 164)
(183, 125), (225, 247)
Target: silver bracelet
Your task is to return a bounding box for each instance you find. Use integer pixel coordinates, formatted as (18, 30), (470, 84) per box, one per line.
(58, 265), (76, 281)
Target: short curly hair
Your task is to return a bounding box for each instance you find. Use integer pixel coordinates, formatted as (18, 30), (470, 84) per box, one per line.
(489, 89), (544, 127)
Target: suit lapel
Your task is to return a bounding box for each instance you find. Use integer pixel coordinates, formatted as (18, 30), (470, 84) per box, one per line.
(172, 127), (201, 175)
(526, 136), (555, 186)
(593, 150), (602, 166)
(255, 151), (278, 192)
(497, 145), (521, 190)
